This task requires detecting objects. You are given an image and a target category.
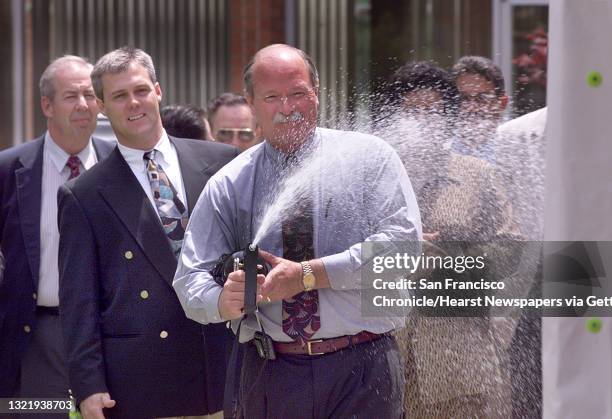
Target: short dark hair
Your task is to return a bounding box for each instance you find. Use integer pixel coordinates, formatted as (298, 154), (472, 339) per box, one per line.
(207, 92), (248, 118)
(452, 55), (505, 96)
(388, 61), (458, 114)
(160, 104), (210, 140)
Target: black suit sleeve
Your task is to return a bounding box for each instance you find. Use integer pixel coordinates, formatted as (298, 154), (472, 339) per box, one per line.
(0, 251), (4, 285)
(57, 184), (108, 402)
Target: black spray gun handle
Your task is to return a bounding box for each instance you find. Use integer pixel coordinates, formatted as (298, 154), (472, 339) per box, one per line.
(242, 244), (259, 315)
(209, 245), (276, 360)
(210, 244), (271, 314)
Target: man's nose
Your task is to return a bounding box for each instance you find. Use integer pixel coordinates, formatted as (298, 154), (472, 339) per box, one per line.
(279, 96), (293, 114)
(75, 94), (89, 110)
(126, 93), (140, 108)
(460, 99), (480, 114)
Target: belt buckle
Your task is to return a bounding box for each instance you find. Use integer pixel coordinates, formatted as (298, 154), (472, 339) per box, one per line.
(306, 339), (324, 355)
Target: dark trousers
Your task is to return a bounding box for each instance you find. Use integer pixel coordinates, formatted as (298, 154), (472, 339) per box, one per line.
(17, 311), (70, 419)
(238, 335), (404, 419)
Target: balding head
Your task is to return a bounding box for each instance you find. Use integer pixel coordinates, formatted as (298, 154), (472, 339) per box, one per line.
(243, 44), (320, 153)
(243, 44), (319, 97)
(39, 55), (98, 155)
(39, 55), (93, 101)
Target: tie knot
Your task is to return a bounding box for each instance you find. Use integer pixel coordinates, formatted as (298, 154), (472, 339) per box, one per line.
(66, 155), (81, 179)
(66, 155), (81, 168)
(143, 149), (157, 162)
(281, 153), (300, 171)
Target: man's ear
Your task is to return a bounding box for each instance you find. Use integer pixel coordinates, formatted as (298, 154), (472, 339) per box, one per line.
(312, 85), (320, 109)
(499, 94), (509, 112)
(155, 82), (163, 103)
(245, 90), (255, 112)
(41, 96), (53, 119)
(97, 97), (106, 116)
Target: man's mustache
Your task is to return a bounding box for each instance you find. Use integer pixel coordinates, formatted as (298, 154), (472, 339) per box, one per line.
(273, 111), (304, 124)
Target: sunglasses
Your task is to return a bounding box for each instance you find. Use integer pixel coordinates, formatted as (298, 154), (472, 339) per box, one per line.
(216, 128), (256, 143)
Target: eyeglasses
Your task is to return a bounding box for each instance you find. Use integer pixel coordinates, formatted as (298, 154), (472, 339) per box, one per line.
(459, 92), (498, 105)
(215, 128), (256, 143)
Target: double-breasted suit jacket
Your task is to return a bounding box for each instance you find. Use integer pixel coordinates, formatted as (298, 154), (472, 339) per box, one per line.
(57, 136), (238, 418)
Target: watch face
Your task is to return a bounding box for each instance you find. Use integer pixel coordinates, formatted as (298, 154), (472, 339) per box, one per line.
(303, 272), (316, 290)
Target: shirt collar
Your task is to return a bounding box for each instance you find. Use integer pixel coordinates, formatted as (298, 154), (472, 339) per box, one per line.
(263, 129), (321, 168)
(451, 136), (496, 163)
(44, 131), (94, 173)
(117, 129), (172, 169)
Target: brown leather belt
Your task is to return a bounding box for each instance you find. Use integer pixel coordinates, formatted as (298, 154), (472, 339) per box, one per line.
(273, 331), (387, 356)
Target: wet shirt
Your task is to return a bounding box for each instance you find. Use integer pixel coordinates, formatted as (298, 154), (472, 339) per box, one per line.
(452, 136), (496, 164)
(173, 127), (421, 342)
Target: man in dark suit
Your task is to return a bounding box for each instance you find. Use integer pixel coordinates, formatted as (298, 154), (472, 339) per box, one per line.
(0, 56), (114, 403)
(57, 47), (237, 419)
(0, 251), (4, 284)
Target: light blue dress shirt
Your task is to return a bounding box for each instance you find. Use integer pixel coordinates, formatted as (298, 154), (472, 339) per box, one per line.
(452, 135), (496, 164)
(173, 127), (422, 342)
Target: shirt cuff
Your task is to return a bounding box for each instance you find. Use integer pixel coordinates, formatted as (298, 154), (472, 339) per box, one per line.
(320, 250), (360, 290)
(202, 285), (224, 323)
(174, 274), (225, 324)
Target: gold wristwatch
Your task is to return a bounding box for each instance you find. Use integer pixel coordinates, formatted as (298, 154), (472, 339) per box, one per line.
(300, 261), (316, 291)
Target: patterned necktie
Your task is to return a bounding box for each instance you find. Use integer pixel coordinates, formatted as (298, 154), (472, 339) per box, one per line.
(281, 198), (321, 343)
(143, 150), (189, 257)
(66, 155), (81, 180)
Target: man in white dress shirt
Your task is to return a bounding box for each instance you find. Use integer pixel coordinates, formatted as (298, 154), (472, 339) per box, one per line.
(56, 47), (237, 419)
(0, 56), (113, 408)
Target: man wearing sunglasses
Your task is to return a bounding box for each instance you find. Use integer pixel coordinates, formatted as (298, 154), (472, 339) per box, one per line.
(208, 92), (260, 152)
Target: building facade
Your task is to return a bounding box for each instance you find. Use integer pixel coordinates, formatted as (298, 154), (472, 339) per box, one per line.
(1, 0), (548, 150)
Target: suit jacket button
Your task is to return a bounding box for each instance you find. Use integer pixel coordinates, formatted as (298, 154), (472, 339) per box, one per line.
(140, 290), (149, 299)
(32, 293), (37, 300)
(160, 330), (168, 339)
(124, 251), (133, 260)
(24, 325), (31, 333)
